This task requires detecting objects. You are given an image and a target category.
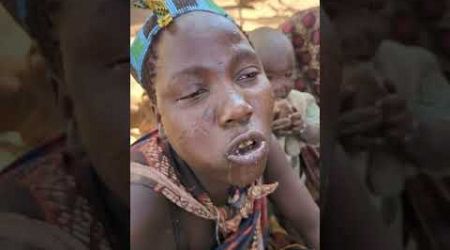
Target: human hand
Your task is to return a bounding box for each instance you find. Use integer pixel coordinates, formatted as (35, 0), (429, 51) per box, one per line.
(290, 111), (305, 134)
(273, 117), (293, 136)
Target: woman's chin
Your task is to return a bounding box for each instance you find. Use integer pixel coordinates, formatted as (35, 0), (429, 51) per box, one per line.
(227, 163), (266, 188)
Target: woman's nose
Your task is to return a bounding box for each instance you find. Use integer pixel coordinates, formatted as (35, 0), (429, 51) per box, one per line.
(218, 90), (253, 128)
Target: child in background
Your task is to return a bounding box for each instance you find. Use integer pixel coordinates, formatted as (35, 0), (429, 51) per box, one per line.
(249, 27), (320, 185)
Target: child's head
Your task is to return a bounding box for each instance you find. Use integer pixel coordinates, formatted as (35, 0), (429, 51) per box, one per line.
(248, 27), (296, 99)
(132, 1), (274, 188)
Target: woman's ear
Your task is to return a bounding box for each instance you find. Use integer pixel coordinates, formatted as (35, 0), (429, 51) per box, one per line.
(150, 101), (158, 121)
(158, 122), (167, 141)
(154, 108), (167, 141)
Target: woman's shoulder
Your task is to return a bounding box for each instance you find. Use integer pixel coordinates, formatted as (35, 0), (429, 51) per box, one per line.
(131, 179), (171, 218)
(130, 133), (175, 247)
(131, 180), (177, 249)
(130, 138), (185, 249)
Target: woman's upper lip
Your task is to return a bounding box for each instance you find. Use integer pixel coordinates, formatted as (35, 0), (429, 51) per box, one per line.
(226, 130), (266, 155)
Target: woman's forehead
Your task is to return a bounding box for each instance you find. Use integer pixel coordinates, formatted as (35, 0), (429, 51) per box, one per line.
(158, 42), (256, 84)
(156, 12), (254, 75)
(168, 11), (243, 41)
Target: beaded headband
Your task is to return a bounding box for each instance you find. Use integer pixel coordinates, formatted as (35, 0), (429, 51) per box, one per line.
(131, 0), (233, 85)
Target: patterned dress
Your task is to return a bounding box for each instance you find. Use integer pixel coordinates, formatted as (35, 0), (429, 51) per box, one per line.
(280, 7), (320, 104)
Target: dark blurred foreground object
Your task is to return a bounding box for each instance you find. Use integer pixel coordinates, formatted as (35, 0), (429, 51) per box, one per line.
(320, 8), (402, 250)
(435, 10), (450, 81)
(404, 174), (450, 250)
(389, 0), (450, 82)
(0, 0), (129, 249)
(321, 1), (450, 249)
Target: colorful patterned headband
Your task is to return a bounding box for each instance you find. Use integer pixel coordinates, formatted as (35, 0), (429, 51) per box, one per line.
(130, 0), (233, 85)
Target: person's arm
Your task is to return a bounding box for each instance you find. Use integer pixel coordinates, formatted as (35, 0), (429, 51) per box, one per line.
(131, 177), (176, 250)
(130, 156), (176, 250)
(265, 135), (320, 250)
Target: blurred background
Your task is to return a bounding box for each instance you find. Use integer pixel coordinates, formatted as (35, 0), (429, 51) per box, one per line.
(1, 5), (63, 169)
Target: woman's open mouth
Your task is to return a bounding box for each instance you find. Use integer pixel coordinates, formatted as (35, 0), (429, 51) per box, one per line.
(226, 131), (269, 166)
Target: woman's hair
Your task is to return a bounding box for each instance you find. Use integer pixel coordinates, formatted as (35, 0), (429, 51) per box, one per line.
(141, 36), (160, 104)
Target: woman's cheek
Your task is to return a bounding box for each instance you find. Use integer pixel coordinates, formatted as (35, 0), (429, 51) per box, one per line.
(254, 84), (274, 120)
(163, 107), (211, 153)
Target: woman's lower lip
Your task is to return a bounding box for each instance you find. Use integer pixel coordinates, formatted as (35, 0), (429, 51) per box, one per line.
(226, 141), (268, 166)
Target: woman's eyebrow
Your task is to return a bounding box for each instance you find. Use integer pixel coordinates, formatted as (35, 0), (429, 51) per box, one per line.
(230, 49), (259, 66)
(169, 67), (206, 87)
(168, 48), (259, 86)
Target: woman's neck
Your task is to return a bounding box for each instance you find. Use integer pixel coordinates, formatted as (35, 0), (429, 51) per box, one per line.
(166, 142), (231, 206)
(195, 172), (230, 206)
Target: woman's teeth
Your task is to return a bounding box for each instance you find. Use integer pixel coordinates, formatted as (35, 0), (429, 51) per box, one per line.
(239, 139), (253, 149)
(235, 139), (256, 155)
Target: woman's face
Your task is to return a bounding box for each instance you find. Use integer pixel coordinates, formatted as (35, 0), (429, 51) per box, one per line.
(153, 12), (274, 188)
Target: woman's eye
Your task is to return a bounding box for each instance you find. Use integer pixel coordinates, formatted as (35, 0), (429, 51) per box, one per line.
(237, 70), (259, 81)
(178, 88), (207, 101)
(285, 72), (293, 78)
